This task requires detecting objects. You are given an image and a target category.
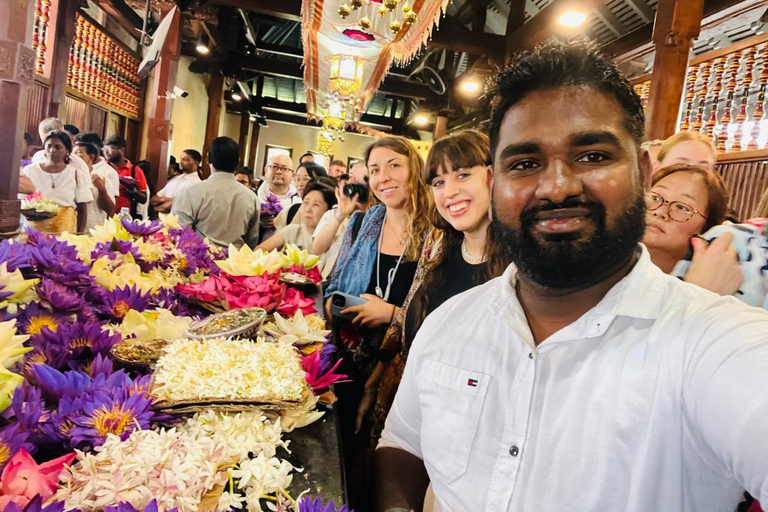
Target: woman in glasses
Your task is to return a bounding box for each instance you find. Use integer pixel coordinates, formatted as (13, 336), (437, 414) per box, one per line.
(642, 164), (741, 295)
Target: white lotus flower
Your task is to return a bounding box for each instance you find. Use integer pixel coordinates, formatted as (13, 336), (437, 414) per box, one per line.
(262, 311), (330, 346)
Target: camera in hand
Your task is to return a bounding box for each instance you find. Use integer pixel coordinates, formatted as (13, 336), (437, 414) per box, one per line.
(332, 294), (346, 307)
(343, 183), (369, 204)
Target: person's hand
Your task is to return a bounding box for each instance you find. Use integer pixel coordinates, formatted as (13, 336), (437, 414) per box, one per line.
(335, 187), (358, 221)
(18, 176), (35, 194)
(91, 174), (106, 192)
(685, 233), (744, 296)
(260, 215), (275, 229)
(355, 386), (378, 434)
(343, 294), (396, 329)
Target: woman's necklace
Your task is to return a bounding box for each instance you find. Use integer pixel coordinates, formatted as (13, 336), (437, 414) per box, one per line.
(375, 213), (408, 301)
(42, 161), (65, 189)
(462, 239), (486, 263)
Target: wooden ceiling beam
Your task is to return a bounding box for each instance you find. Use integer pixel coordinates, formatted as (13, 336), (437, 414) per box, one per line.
(224, 53), (439, 101)
(623, 0), (655, 23)
(431, 16), (505, 55)
(211, 0), (302, 22)
(91, 0), (143, 39)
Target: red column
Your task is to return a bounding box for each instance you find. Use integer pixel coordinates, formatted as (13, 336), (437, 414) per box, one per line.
(144, 6), (180, 192)
(0, 0), (35, 233)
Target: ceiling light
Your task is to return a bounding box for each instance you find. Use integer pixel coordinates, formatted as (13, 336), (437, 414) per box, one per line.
(460, 80), (481, 93)
(231, 92), (242, 101)
(558, 11), (587, 27)
(196, 44), (209, 55)
(414, 114), (429, 126)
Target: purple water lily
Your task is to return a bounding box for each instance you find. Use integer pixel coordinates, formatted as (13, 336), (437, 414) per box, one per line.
(318, 340), (337, 375)
(297, 497), (352, 512)
(168, 227), (218, 275)
(2, 495), (68, 512)
(104, 500), (175, 512)
(3, 385), (46, 454)
(91, 238), (140, 261)
(0, 239), (34, 272)
(120, 218), (163, 236)
(35, 279), (81, 314)
(98, 285), (151, 321)
(261, 193), (284, 217)
(15, 302), (71, 336)
(29, 322), (120, 372)
(0, 422), (29, 472)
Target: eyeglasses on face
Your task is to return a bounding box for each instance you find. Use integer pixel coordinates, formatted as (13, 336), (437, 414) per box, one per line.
(646, 191), (706, 223)
(267, 164), (294, 173)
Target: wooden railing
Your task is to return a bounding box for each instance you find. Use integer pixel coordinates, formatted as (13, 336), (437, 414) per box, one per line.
(716, 149), (768, 220)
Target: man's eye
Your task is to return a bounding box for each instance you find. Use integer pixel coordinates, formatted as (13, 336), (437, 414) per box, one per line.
(577, 153), (608, 163)
(508, 160), (539, 171)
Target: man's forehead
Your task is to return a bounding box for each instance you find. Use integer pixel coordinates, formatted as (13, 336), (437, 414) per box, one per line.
(496, 87), (631, 150)
(270, 154), (293, 165)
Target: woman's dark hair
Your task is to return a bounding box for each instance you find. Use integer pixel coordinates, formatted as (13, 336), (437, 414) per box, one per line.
(302, 179), (337, 209)
(407, 130), (509, 345)
(44, 131), (72, 163)
(651, 164), (728, 232)
(209, 136), (239, 172)
(75, 142), (99, 159)
(299, 161), (328, 179)
(75, 132), (103, 149)
(488, 39), (645, 157)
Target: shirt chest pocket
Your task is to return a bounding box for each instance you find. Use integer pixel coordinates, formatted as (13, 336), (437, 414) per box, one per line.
(417, 359), (489, 483)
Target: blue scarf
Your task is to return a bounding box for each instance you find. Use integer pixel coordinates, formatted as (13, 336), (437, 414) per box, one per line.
(325, 205), (386, 300)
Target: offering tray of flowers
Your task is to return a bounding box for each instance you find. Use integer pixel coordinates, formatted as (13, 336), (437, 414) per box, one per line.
(151, 336), (311, 414)
(279, 271), (318, 292)
(21, 192), (61, 220)
(185, 307), (267, 340)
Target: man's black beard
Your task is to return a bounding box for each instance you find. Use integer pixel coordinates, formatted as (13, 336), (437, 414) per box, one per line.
(108, 154), (122, 164)
(491, 191), (646, 290)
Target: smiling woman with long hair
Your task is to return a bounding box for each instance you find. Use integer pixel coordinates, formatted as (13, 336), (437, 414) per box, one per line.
(356, 130), (509, 440)
(21, 130), (93, 233)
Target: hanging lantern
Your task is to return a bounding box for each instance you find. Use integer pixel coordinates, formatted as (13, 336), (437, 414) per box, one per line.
(359, 16), (372, 30)
(338, 4), (351, 18)
(390, 19), (402, 34)
(404, 10), (417, 23)
(329, 54), (364, 98)
(316, 129), (334, 155)
(383, 0), (398, 11)
(323, 100), (347, 133)
(349, 0), (363, 10)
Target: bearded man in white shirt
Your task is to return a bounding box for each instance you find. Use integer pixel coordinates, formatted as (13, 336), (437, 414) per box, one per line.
(376, 40), (768, 512)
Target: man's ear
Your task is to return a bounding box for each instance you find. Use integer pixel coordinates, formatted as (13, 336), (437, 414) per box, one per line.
(639, 149), (653, 191)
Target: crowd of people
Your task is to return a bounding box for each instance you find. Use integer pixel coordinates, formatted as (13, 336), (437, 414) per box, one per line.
(15, 39), (768, 512)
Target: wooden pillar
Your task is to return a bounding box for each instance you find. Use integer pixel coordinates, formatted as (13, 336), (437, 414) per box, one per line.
(433, 110), (449, 140)
(0, 0), (35, 233)
(248, 121), (260, 170)
(47, 0), (78, 117)
(202, 73), (224, 178)
(645, 0), (705, 140)
(144, 6), (180, 193)
(238, 112), (249, 165)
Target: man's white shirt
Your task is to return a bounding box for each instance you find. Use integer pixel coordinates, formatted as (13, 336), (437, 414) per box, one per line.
(379, 245), (768, 512)
(86, 159), (119, 231)
(156, 171), (201, 199)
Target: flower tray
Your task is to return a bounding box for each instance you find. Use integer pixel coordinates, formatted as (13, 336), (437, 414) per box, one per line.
(20, 209), (57, 221)
(150, 386), (313, 415)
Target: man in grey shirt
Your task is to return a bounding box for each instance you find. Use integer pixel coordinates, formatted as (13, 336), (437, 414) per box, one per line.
(173, 137), (260, 248)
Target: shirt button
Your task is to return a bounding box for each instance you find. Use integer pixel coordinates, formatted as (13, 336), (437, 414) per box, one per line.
(509, 445), (520, 457)
(528, 353), (533, 359)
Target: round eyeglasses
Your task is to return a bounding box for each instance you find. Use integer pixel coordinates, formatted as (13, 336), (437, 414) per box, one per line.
(646, 192), (706, 223)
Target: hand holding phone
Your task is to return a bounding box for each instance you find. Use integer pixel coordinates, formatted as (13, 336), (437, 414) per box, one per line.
(330, 292), (368, 320)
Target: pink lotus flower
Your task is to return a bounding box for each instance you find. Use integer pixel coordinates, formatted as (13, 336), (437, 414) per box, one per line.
(301, 351), (347, 392)
(277, 288), (316, 316)
(0, 449), (76, 509)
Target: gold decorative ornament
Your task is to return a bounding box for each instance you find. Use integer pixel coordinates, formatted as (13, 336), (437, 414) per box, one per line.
(378, 5), (388, 17)
(402, 2), (411, 13)
(358, 16), (371, 30)
(349, 0), (363, 10)
(338, 4), (351, 18)
(404, 10), (417, 23)
(389, 19), (402, 34)
(383, 0), (398, 11)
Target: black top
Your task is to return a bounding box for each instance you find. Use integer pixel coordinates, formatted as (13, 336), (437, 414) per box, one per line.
(424, 244), (484, 315)
(365, 253), (418, 307)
